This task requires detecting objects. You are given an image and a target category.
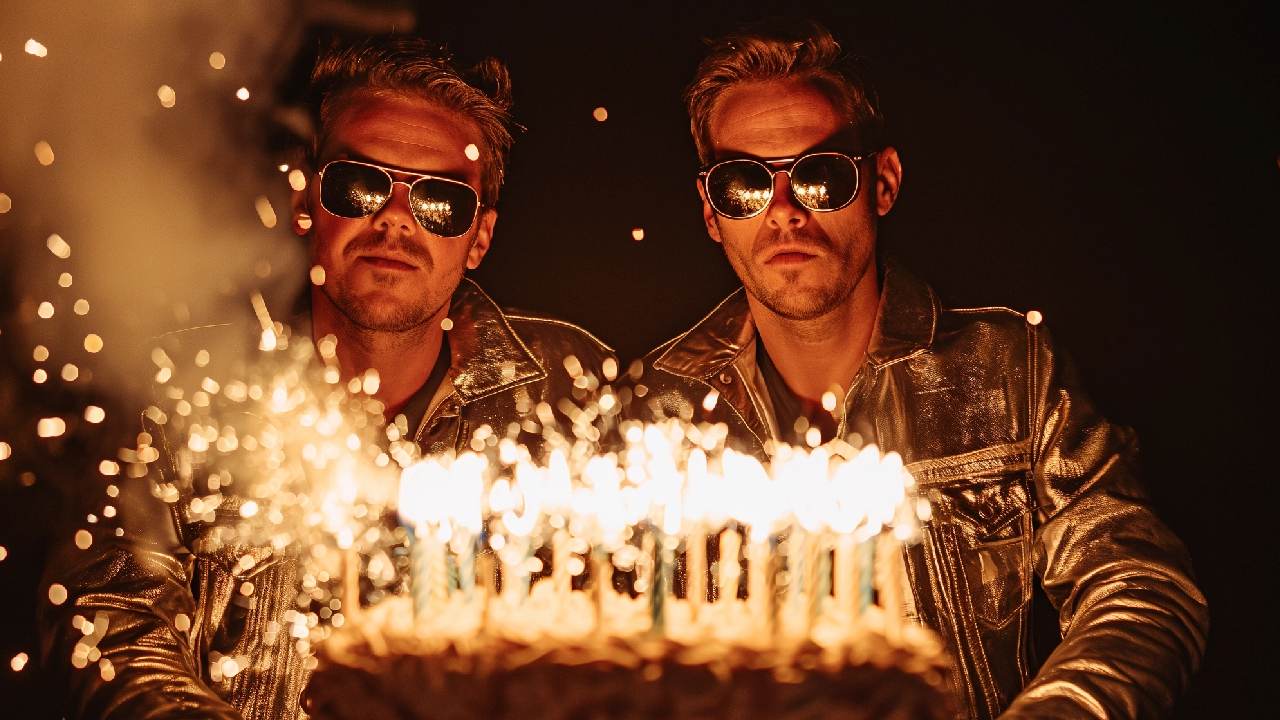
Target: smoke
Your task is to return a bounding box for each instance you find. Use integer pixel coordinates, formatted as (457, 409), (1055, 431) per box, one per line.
(0, 2), (316, 406)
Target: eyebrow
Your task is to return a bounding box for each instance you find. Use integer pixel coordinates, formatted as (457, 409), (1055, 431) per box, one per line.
(326, 148), (472, 184)
(712, 127), (861, 164)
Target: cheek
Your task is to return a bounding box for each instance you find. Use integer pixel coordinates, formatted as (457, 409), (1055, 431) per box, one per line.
(824, 215), (876, 262)
(718, 219), (760, 256)
(310, 218), (361, 263)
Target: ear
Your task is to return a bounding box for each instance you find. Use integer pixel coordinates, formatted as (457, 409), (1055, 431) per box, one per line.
(290, 167), (314, 237)
(873, 146), (903, 217)
(465, 207), (497, 270)
(695, 177), (723, 244)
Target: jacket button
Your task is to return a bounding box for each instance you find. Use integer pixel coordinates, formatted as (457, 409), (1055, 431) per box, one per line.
(718, 371), (733, 384)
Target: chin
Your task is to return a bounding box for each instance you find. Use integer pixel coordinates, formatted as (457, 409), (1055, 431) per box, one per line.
(337, 292), (434, 332)
(349, 308), (432, 333)
(756, 283), (849, 322)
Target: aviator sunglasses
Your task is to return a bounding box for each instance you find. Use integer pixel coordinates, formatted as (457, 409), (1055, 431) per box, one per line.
(699, 151), (875, 220)
(318, 159), (481, 238)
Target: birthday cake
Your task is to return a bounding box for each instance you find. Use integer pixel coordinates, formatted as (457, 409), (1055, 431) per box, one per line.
(302, 425), (956, 719)
(306, 591), (953, 720)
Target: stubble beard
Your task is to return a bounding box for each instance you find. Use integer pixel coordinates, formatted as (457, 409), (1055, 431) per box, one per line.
(728, 224), (862, 322)
(327, 280), (447, 333)
(322, 229), (460, 333)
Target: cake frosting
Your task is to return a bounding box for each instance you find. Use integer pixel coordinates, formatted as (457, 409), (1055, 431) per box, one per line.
(306, 589), (955, 720)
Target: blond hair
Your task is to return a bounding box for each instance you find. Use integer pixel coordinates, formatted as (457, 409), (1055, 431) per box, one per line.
(685, 21), (884, 164)
(309, 36), (515, 206)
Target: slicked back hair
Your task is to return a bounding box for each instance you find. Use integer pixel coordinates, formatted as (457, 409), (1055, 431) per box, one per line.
(309, 36), (515, 206)
(685, 21), (884, 165)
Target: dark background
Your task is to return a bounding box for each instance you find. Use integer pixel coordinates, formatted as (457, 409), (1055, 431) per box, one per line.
(2, 1), (1275, 715)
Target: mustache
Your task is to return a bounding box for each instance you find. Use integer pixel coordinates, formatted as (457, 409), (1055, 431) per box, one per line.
(344, 231), (434, 267)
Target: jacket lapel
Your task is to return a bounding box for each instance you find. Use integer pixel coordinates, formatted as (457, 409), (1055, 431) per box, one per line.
(652, 260), (940, 452)
(446, 277), (546, 402)
(652, 289), (772, 449)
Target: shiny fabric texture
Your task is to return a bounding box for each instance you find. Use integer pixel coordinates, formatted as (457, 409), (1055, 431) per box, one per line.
(39, 278), (615, 720)
(637, 262), (1208, 719)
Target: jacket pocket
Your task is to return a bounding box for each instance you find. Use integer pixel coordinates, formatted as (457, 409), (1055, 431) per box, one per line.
(910, 442), (1033, 630)
(963, 526), (1031, 629)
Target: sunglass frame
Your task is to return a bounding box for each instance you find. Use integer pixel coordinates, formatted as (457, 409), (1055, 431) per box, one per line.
(699, 151), (875, 220)
(317, 159), (482, 238)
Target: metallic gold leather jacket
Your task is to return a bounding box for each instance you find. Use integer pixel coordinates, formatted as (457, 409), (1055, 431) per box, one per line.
(636, 262), (1208, 719)
(39, 278), (615, 720)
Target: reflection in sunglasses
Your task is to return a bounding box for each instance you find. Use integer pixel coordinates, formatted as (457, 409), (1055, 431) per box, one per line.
(348, 188), (388, 215)
(731, 188), (770, 205)
(412, 198), (454, 226)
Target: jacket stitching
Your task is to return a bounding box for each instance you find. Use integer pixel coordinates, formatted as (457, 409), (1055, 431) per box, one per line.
(925, 523), (983, 716)
(946, 306), (1025, 317)
(730, 361), (770, 449)
(503, 314), (616, 355)
(946, 523), (1005, 717)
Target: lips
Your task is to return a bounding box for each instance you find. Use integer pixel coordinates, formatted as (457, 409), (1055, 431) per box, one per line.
(357, 255), (418, 271)
(762, 247), (820, 266)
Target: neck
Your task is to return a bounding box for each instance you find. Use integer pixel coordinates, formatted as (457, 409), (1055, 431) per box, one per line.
(311, 289), (446, 418)
(749, 267), (880, 403)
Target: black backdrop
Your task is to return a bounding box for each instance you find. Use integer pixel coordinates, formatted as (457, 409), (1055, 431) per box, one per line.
(2, 1), (1274, 716)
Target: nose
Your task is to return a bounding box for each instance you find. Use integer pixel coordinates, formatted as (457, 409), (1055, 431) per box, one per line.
(370, 182), (416, 235)
(763, 171), (809, 230)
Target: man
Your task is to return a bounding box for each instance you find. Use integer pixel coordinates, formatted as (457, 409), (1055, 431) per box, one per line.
(40, 37), (612, 720)
(636, 22), (1208, 719)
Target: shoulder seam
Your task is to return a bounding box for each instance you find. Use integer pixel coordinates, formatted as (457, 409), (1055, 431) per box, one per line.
(943, 305), (1026, 318)
(504, 313), (615, 354)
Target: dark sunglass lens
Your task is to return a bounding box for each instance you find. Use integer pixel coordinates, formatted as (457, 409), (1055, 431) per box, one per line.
(321, 162), (391, 218)
(707, 161), (773, 218)
(791, 154), (858, 211)
(410, 179), (479, 237)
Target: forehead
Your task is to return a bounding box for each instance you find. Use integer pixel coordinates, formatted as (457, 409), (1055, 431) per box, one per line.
(320, 92), (482, 182)
(708, 79), (848, 159)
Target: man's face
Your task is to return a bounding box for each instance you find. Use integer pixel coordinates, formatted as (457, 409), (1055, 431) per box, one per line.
(699, 79), (891, 322)
(296, 92), (495, 333)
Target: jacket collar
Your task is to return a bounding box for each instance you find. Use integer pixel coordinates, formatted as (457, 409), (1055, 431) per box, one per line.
(654, 259), (939, 379)
(445, 277), (546, 402)
(865, 261), (939, 368)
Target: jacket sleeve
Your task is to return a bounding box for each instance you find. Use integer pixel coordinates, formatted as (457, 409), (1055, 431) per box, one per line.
(38, 420), (241, 720)
(1001, 325), (1208, 718)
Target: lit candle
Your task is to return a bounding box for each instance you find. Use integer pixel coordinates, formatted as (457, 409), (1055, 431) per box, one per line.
(747, 530), (773, 641)
(455, 532), (476, 601)
(409, 525), (448, 620)
(875, 531), (904, 641)
(551, 528), (571, 600)
(833, 533), (858, 638)
(647, 530), (673, 636)
(592, 547), (613, 634)
(499, 535), (531, 603)
(717, 527), (741, 604)
(449, 453), (486, 605)
(685, 530), (706, 612)
(477, 543), (497, 625)
(805, 533), (829, 636)
(400, 459), (451, 621)
(859, 538), (875, 612)
(780, 529), (805, 641)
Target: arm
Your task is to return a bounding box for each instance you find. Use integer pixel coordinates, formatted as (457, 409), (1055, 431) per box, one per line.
(38, 421), (240, 719)
(1002, 325), (1208, 718)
